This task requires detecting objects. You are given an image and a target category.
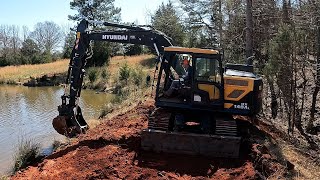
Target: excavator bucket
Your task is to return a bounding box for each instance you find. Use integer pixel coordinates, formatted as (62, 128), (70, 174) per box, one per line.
(52, 116), (79, 137)
(53, 106), (88, 138)
(141, 129), (241, 158)
(52, 116), (68, 135)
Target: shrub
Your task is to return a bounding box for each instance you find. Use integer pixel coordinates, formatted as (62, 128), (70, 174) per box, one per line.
(119, 63), (131, 83)
(52, 140), (62, 152)
(131, 67), (144, 86)
(99, 104), (113, 118)
(101, 69), (109, 79)
(112, 84), (130, 104)
(13, 139), (40, 173)
(87, 68), (98, 83)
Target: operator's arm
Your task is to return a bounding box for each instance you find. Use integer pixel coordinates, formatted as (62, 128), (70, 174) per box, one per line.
(169, 66), (179, 79)
(182, 66), (193, 85)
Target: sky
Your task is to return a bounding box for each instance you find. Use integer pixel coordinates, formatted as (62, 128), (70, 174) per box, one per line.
(0, 0), (168, 30)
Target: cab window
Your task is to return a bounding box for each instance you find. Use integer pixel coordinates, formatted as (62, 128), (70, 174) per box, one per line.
(195, 57), (219, 81)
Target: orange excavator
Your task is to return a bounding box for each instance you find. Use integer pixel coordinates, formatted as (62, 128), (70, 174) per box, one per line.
(53, 20), (263, 157)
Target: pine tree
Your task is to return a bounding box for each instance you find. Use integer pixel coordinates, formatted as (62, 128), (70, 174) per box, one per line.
(151, 1), (185, 46)
(68, 0), (121, 66)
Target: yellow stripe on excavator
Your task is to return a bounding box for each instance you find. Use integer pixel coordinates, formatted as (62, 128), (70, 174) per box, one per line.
(164, 47), (219, 55)
(224, 103), (234, 109)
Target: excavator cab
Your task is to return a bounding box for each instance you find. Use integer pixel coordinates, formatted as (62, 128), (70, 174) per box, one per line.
(155, 47), (224, 110)
(142, 47), (263, 157)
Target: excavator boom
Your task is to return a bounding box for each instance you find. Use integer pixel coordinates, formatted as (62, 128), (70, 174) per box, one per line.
(53, 20), (172, 137)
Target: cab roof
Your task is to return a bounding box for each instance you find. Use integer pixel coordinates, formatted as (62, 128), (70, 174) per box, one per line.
(164, 46), (219, 55)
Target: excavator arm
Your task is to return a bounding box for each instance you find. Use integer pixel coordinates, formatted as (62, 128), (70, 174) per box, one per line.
(53, 19), (172, 137)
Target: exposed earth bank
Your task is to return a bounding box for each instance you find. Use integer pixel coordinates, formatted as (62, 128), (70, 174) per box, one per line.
(11, 98), (314, 179)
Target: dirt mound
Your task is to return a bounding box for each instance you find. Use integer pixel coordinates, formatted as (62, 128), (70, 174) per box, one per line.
(12, 99), (289, 179)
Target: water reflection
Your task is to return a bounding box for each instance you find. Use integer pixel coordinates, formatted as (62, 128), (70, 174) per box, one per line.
(0, 85), (113, 175)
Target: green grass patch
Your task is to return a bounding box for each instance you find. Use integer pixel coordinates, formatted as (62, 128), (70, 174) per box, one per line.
(12, 138), (41, 173)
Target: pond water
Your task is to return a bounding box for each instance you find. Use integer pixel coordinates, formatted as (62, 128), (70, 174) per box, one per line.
(0, 85), (114, 175)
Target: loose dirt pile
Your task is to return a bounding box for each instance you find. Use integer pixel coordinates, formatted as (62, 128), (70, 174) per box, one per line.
(12, 99), (292, 179)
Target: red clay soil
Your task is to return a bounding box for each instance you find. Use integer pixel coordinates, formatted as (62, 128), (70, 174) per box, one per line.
(11, 99), (284, 180)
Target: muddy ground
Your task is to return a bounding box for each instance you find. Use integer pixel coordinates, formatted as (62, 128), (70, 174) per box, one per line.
(11, 98), (310, 179)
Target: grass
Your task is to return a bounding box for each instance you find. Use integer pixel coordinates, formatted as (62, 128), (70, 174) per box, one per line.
(0, 176), (8, 180)
(84, 54), (155, 91)
(51, 140), (62, 152)
(12, 138), (41, 173)
(0, 54), (155, 86)
(108, 54), (154, 72)
(0, 59), (69, 83)
(82, 54), (155, 119)
(279, 143), (320, 180)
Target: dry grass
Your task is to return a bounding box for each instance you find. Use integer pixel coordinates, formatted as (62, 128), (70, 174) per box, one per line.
(0, 60), (69, 83)
(0, 176), (8, 180)
(109, 54), (155, 73)
(87, 119), (102, 129)
(0, 55), (155, 84)
(279, 144), (320, 180)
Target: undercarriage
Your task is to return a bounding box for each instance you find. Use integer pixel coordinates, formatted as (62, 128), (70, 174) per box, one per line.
(141, 108), (242, 158)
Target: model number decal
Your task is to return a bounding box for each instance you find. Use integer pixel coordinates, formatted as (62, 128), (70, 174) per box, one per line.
(234, 103), (250, 110)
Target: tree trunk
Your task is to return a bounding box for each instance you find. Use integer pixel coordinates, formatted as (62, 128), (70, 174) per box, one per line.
(246, 0), (254, 65)
(267, 77), (278, 119)
(308, 24), (320, 133)
(282, 0), (290, 24)
(218, 0), (223, 49)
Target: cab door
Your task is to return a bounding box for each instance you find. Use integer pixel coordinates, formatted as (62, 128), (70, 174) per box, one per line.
(192, 55), (224, 108)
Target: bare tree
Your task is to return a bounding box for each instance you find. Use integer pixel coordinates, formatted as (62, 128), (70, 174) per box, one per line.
(22, 25), (30, 41)
(31, 21), (62, 53)
(10, 25), (21, 55)
(0, 25), (21, 55)
(246, 0), (254, 64)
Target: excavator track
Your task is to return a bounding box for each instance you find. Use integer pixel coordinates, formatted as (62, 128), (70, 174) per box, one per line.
(215, 117), (238, 136)
(147, 108), (171, 131)
(141, 108), (241, 158)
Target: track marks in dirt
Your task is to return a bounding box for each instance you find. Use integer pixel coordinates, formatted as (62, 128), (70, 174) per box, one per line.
(12, 99), (293, 179)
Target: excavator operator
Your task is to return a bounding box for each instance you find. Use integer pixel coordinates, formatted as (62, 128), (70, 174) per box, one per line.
(164, 57), (193, 97)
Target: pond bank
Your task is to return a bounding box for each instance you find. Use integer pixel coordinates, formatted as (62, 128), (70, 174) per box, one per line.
(0, 85), (115, 175)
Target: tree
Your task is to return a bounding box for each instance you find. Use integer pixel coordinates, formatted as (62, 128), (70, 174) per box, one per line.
(308, 0), (320, 133)
(124, 44), (143, 56)
(245, 0), (253, 64)
(68, 0), (121, 66)
(31, 21), (63, 54)
(62, 31), (75, 59)
(89, 41), (110, 66)
(69, 0), (121, 22)
(0, 25), (22, 66)
(20, 38), (41, 64)
(151, 1), (185, 46)
(180, 0), (221, 48)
